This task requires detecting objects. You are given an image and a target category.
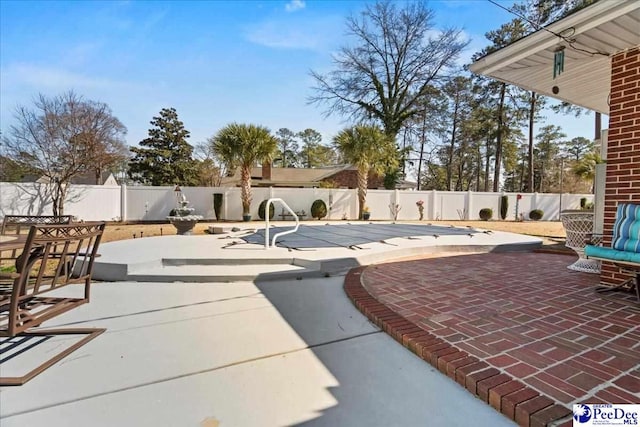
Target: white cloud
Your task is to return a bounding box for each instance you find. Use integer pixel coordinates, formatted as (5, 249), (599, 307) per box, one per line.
(0, 63), (115, 91)
(245, 15), (342, 51)
(246, 21), (318, 50)
(285, 0), (305, 12)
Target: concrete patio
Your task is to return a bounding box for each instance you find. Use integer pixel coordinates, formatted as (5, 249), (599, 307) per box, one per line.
(1, 277), (516, 426)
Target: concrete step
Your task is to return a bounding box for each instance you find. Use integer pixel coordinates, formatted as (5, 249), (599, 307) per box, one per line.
(126, 260), (322, 283)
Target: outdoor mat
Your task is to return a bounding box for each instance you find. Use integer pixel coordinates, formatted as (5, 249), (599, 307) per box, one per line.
(242, 223), (478, 249)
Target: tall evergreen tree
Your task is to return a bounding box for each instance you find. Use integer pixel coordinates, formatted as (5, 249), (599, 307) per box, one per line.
(275, 128), (299, 168)
(129, 108), (198, 186)
(534, 125), (565, 192)
(297, 129), (337, 167)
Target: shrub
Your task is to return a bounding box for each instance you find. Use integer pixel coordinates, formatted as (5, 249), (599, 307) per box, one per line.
(479, 208), (493, 221)
(580, 197), (587, 209)
(529, 209), (544, 221)
(500, 195), (508, 220)
(213, 193), (223, 220)
(311, 199), (327, 220)
(258, 200), (275, 220)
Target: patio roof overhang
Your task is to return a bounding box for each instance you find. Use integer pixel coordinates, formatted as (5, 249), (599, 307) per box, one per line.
(469, 0), (640, 115)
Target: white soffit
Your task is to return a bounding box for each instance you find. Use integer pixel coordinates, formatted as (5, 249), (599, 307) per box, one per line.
(469, 0), (640, 115)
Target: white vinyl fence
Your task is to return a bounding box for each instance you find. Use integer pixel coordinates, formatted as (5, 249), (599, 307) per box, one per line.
(0, 182), (593, 222)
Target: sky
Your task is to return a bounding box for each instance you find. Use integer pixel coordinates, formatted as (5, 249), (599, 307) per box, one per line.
(0, 0), (601, 153)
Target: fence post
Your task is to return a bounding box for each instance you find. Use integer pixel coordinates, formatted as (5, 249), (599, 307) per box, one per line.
(223, 189), (229, 221)
(466, 190), (473, 220)
(431, 190), (437, 221)
(120, 183), (127, 222)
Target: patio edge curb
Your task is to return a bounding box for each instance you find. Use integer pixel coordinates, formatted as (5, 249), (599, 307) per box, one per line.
(343, 266), (572, 427)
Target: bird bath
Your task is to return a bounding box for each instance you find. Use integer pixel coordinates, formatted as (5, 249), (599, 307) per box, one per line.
(167, 195), (203, 235)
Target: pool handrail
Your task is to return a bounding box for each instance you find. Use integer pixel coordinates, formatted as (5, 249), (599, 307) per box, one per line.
(264, 198), (299, 249)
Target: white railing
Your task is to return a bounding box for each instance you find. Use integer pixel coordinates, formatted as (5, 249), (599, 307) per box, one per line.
(264, 198), (299, 249)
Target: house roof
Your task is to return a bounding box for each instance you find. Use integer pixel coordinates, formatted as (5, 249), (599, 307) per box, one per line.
(220, 165), (353, 187)
(469, 0), (640, 114)
(35, 171), (118, 185)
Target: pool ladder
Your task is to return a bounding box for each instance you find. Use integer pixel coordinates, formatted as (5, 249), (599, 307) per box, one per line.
(264, 198), (299, 249)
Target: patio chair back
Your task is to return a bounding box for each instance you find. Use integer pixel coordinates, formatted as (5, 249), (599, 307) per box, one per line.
(611, 203), (640, 253)
(0, 221), (106, 338)
(1, 215), (74, 235)
(0, 215), (74, 264)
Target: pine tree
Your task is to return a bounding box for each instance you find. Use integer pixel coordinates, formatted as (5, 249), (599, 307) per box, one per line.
(129, 108), (198, 186)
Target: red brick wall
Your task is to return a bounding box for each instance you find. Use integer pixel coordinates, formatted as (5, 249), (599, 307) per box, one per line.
(601, 47), (640, 286)
(322, 169), (385, 189)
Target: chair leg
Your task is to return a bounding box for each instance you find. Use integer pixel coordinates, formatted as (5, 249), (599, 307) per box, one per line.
(0, 328), (105, 386)
(596, 271), (640, 303)
(595, 278), (635, 294)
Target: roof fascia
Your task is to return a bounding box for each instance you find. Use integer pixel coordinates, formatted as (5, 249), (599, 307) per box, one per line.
(470, 0), (639, 76)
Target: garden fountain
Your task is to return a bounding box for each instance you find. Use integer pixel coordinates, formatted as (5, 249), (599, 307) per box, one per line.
(167, 186), (203, 235)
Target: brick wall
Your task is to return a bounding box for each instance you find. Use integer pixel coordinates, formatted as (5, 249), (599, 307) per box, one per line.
(322, 169), (385, 189)
(601, 47), (640, 286)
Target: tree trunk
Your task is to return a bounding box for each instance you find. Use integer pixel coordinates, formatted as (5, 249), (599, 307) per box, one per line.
(493, 83), (506, 192)
(417, 114), (427, 191)
(484, 137), (491, 192)
(519, 153), (525, 192)
(447, 94), (460, 191)
(357, 167), (368, 219)
(528, 91), (536, 192)
(94, 164), (104, 185)
(52, 181), (66, 216)
(476, 143), (481, 191)
(240, 166), (252, 215)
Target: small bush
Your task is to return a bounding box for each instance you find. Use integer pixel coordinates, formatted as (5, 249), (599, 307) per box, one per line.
(213, 193), (223, 220)
(500, 195), (508, 220)
(584, 201), (594, 210)
(529, 209), (544, 221)
(479, 208), (493, 221)
(311, 199), (327, 220)
(258, 200), (275, 220)
(580, 197), (587, 209)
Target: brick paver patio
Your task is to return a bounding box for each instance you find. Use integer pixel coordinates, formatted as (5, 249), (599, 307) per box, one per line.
(345, 252), (640, 427)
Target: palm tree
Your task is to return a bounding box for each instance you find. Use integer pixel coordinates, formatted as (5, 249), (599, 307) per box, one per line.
(333, 125), (397, 219)
(212, 123), (277, 216)
(572, 151), (603, 193)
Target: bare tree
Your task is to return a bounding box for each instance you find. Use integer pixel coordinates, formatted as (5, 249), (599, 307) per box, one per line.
(2, 91), (128, 215)
(193, 142), (227, 187)
(309, 1), (468, 139)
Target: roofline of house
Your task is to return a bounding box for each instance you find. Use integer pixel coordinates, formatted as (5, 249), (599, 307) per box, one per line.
(469, 0), (638, 76)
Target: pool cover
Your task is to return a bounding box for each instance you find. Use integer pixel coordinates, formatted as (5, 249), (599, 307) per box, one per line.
(242, 223), (479, 249)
